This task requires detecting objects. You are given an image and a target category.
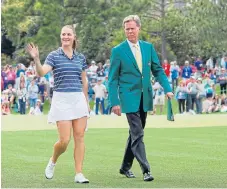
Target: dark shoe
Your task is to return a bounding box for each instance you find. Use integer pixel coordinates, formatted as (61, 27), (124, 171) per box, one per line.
(119, 169), (136, 178)
(143, 172), (154, 182)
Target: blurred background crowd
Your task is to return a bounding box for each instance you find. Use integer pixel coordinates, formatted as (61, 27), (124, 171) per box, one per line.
(1, 55), (227, 116)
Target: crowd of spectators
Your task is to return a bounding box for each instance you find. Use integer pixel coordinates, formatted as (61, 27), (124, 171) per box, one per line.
(1, 55), (227, 116)
(155, 56), (227, 115)
(1, 61), (54, 115)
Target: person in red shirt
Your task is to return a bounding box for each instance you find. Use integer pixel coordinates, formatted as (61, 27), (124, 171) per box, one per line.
(6, 65), (16, 87)
(162, 59), (170, 78)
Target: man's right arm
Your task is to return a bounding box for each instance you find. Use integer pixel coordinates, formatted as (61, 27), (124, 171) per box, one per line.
(108, 47), (121, 115)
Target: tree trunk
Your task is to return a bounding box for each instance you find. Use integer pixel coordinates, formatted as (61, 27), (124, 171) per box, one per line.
(161, 0), (167, 63)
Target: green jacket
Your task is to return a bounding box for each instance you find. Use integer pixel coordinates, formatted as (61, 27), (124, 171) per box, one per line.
(108, 40), (172, 113)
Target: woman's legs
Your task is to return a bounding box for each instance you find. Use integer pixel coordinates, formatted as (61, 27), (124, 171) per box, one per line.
(45, 121), (72, 179)
(72, 117), (87, 174)
(51, 121), (72, 163)
(19, 99), (23, 114)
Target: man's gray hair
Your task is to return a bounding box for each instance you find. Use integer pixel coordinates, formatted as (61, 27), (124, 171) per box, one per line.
(122, 15), (141, 27)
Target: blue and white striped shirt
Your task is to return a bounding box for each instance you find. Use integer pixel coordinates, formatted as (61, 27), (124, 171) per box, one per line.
(44, 48), (87, 92)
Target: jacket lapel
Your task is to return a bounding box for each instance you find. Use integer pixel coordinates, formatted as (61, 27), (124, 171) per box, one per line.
(121, 40), (141, 74)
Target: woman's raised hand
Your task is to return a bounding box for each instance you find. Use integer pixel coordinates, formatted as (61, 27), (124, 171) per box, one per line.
(26, 43), (39, 59)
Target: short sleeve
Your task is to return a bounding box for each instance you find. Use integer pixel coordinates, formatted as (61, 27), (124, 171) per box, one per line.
(81, 54), (88, 71)
(44, 52), (55, 68)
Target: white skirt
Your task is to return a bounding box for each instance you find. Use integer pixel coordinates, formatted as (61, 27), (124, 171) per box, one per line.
(48, 91), (89, 124)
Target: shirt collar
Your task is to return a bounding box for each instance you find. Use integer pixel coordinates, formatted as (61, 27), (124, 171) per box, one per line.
(57, 47), (77, 57)
(127, 39), (140, 49)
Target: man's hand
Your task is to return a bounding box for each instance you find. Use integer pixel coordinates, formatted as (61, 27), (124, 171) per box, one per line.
(112, 105), (121, 116)
(166, 92), (174, 99)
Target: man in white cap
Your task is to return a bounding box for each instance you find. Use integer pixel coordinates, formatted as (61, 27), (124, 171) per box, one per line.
(89, 60), (98, 73)
(182, 61), (193, 81)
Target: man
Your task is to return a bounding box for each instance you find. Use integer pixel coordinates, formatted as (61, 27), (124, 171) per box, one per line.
(186, 75), (199, 113)
(170, 61), (180, 91)
(108, 15), (173, 182)
(93, 79), (107, 115)
(181, 60), (193, 81)
(89, 60), (98, 73)
(162, 59), (170, 79)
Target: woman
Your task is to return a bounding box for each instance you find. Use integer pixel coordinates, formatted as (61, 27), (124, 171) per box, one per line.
(196, 78), (206, 114)
(26, 25), (90, 183)
(17, 82), (27, 114)
(175, 81), (187, 114)
(28, 79), (39, 108)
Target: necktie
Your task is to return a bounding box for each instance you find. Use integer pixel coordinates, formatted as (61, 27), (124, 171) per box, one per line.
(134, 44), (142, 73)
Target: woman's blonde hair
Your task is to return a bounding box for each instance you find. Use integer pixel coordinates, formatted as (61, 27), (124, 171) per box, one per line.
(62, 25), (78, 50)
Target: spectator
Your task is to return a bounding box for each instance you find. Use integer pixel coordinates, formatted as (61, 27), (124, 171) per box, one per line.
(170, 61), (180, 91)
(17, 82), (27, 115)
(175, 81), (187, 114)
(206, 57), (214, 71)
(6, 65), (16, 87)
(89, 60), (98, 73)
(214, 64), (222, 82)
(220, 55), (226, 69)
(96, 62), (105, 81)
(196, 78), (206, 114)
(194, 57), (203, 71)
(182, 61), (193, 81)
(162, 59), (170, 79)
(15, 72), (27, 90)
(218, 68), (227, 95)
(202, 97), (213, 114)
(209, 69), (217, 84)
(38, 77), (47, 103)
(203, 74), (214, 89)
(25, 67), (35, 78)
(186, 76), (199, 113)
(5, 84), (16, 108)
(28, 60), (36, 73)
(220, 94), (227, 112)
(1, 101), (11, 115)
(1, 66), (8, 90)
(103, 59), (110, 76)
(30, 99), (43, 115)
(88, 82), (95, 102)
(16, 63), (25, 78)
(153, 81), (165, 115)
(93, 79), (107, 115)
(28, 79), (39, 108)
(212, 94), (221, 112)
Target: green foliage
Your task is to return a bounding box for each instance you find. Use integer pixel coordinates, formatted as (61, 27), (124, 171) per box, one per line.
(1, 0), (227, 65)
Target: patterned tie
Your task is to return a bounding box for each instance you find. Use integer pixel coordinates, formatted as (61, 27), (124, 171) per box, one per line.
(134, 44), (142, 73)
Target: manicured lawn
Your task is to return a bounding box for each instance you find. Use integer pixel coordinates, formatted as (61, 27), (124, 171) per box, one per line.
(2, 127), (227, 188)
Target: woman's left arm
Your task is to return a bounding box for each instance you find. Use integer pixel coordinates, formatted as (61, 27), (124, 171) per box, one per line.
(81, 71), (90, 111)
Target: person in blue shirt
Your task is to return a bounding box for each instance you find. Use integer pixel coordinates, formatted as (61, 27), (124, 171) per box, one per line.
(194, 57), (203, 71)
(26, 25), (90, 184)
(175, 81), (187, 113)
(182, 60), (193, 80)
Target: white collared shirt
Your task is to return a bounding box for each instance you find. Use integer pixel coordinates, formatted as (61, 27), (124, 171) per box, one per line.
(127, 39), (142, 59)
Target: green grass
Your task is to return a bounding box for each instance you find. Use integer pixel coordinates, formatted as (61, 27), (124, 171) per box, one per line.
(2, 127), (227, 188)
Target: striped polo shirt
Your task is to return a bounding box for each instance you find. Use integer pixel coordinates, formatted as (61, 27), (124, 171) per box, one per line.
(44, 47), (87, 92)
